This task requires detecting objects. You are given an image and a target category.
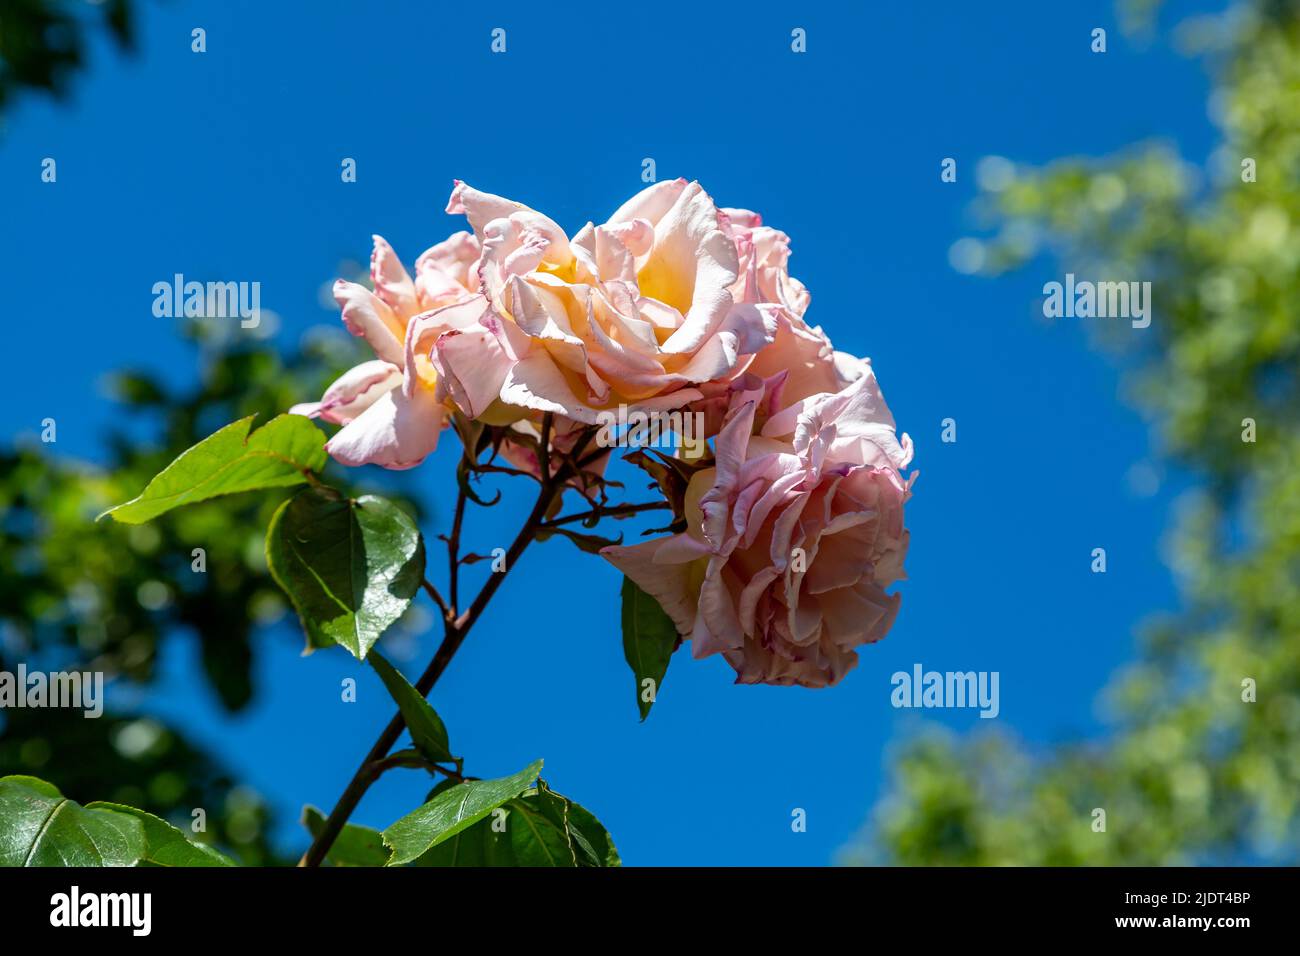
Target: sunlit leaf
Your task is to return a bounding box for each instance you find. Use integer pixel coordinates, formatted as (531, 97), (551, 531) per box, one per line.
(383, 760), (542, 865)
(101, 414), (326, 524)
(86, 802), (235, 866)
(0, 776), (143, 867)
(412, 781), (620, 867)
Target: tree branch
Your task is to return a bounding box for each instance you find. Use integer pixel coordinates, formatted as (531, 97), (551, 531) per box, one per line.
(297, 419), (585, 868)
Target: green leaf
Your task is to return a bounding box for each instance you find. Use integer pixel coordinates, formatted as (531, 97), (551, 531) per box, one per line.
(411, 816), (509, 866)
(101, 414), (327, 524)
(84, 803), (235, 866)
(621, 576), (681, 720)
(524, 782), (621, 867)
(383, 760), (543, 865)
(425, 777), (460, 802)
(0, 776), (144, 867)
(412, 782), (620, 867)
(497, 790), (579, 866)
(556, 789), (621, 867)
(368, 652), (453, 764)
(266, 486), (425, 659)
(300, 806), (388, 867)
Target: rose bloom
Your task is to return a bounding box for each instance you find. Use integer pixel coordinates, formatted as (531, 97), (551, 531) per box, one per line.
(295, 179), (801, 468)
(602, 365), (914, 688)
(290, 232), (482, 468)
(428, 178), (789, 421)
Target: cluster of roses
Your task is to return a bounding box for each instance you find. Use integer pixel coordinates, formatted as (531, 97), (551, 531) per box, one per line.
(292, 179), (914, 688)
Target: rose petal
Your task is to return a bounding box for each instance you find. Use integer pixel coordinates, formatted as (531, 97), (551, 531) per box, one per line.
(290, 360), (401, 425)
(325, 384), (446, 470)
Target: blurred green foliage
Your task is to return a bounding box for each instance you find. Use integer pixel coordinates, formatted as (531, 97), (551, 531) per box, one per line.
(0, 0), (133, 118)
(0, 321), (377, 863)
(855, 0), (1300, 865)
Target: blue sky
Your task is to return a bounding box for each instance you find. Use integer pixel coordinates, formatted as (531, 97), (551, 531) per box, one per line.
(0, 0), (1226, 864)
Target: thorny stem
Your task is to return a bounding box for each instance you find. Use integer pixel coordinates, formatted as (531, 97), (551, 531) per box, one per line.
(420, 578), (450, 621)
(539, 413), (554, 482)
(369, 752), (449, 778)
(466, 462), (535, 480)
(446, 476), (469, 620)
(300, 415), (593, 867)
(541, 500), (669, 529)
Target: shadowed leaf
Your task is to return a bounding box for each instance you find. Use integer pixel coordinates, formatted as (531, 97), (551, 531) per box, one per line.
(266, 487), (425, 659)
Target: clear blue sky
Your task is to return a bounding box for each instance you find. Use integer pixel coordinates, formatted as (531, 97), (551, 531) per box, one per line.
(1, 0), (1225, 864)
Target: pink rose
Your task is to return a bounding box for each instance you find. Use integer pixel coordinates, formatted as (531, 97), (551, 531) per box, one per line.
(602, 367), (914, 687)
(290, 234), (482, 469)
(426, 179), (781, 427)
(745, 310), (870, 410)
(691, 312), (868, 440)
(719, 207), (811, 319)
(294, 181), (819, 470)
